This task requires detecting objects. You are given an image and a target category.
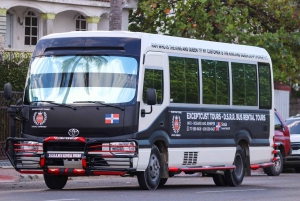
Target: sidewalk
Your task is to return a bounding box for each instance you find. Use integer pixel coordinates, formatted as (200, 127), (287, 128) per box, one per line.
(0, 160), (42, 183)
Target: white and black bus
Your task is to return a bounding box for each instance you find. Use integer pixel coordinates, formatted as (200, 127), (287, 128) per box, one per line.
(4, 31), (276, 190)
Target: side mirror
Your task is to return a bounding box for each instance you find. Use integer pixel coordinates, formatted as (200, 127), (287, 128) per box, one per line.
(141, 89), (157, 117)
(146, 88), (157, 105)
(4, 83), (12, 100)
(275, 124), (283, 130)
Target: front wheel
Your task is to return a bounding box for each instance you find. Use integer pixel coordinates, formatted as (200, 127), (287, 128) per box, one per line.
(158, 178), (168, 188)
(224, 145), (245, 187)
(137, 145), (162, 190)
(44, 174), (68, 189)
(263, 152), (283, 176)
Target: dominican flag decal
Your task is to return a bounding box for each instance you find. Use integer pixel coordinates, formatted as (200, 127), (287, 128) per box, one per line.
(215, 122), (222, 131)
(105, 114), (120, 124)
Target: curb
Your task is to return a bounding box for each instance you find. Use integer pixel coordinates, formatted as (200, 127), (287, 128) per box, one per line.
(19, 174), (43, 182)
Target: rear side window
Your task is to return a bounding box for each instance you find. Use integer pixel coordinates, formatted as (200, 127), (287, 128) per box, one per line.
(258, 63), (272, 109)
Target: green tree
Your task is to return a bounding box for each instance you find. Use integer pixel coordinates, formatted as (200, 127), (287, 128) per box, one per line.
(129, 0), (300, 85)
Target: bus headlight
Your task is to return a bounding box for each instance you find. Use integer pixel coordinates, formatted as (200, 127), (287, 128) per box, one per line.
(109, 142), (136, 155)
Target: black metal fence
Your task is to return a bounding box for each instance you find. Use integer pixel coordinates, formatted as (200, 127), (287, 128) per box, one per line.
(0, 91), (23, 159)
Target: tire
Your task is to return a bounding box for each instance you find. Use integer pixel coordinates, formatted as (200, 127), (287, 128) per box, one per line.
(213, 174), (227, 186)
(224, 145), (245, 187)
(263, 152), (283, 176)
(137, 145), (162, 190)
(158, 178), (168, 188)
(44, 174), (68, 189)
(294, 168), (300, 173)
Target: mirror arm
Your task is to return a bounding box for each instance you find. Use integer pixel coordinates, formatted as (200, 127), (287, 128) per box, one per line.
(141, 105), (153, 117)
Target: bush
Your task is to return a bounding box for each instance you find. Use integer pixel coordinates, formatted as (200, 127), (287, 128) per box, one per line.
(0, 51), (31, 92)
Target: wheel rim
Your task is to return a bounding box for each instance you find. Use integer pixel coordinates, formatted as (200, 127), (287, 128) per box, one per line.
(274, 156), (281, 172)
(149, 153), (160, 181)
(233, 154), (243, 178)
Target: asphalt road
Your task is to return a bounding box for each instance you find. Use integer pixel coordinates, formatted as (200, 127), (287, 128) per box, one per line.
(1, 172), (300, 201)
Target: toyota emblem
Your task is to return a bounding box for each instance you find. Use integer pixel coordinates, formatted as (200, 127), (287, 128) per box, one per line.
(68, 128), (80, 137)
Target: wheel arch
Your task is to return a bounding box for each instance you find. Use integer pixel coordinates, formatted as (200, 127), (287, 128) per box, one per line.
(150, 130), (169, 179)
(277, 142), (285, 157)
(235, 130), (251, 176)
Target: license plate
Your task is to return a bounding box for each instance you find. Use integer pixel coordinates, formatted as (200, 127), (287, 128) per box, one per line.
(47, 153), (82, 158)
(292, 150), (300, 155)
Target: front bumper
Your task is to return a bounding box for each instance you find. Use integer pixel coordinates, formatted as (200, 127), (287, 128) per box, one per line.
(5, 137), (138, 176)
(283, 149), (300, 168)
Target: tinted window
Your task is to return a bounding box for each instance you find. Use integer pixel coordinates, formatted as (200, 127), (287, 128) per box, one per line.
(143, 69), (163, 104)
(274, 113), (282, 130)
(202, 59), (229, 105)
(258, 63), (272, 109)
(232, 63), (257, 106)
(286, 119), (300, 134)
(169, 56), (199, 103)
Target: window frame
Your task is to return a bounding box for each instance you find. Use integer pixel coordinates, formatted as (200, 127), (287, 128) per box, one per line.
(76, 14), (87, 31)
(24, 11), (38, 46)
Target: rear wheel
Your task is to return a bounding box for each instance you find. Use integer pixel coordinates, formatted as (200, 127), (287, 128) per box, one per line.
(263, 152), (283, 176)
(224, 145), (245, 187)
(213, 174), (227, 186)
(137, 145), (162, 190)
(44, 174), (68, 189)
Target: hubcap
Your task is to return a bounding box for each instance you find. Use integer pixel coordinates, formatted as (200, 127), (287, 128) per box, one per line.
(149, 153), (160, 181)
(234, 154), (243, 178)
(274, 156), (281, 172)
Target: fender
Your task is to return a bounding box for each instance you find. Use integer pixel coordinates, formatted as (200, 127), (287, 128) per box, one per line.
(234, 130), (251, 145)
(149, 130), (170, 147)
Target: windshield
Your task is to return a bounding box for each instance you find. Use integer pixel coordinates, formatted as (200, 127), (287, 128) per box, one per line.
(286, 119), (300, 134)
(25, 55), (138, 104)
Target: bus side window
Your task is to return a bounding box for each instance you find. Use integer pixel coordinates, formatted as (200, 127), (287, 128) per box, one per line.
(232, 63), (257, 106)
(202, 59), (229, 105)
(143, 69), (164, 104)
(258, 63), (272, 109)
(169, 56), (199, 103)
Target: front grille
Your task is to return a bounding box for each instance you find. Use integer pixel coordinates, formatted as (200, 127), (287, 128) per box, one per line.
(291, 143), (300, 150)
(44, 142), (85, 152)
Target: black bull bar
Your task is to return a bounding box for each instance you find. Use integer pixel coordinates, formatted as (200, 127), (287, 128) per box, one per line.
(5, 137), (138, 176)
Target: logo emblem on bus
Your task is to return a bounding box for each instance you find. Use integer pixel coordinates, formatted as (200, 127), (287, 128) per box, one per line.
(172, 115), (181, 134)
(68, 128), (80, 137)
(33, 111), (47, 126)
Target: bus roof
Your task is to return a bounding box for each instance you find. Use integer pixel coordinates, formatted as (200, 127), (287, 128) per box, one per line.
(39, 31), (270, 62)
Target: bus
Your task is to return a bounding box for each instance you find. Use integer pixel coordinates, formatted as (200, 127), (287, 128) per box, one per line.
(4, 31), (276, 190)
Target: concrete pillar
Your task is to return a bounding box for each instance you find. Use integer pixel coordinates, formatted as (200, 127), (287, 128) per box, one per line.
(86, 17), (100, 31)
(0, 8), (7, 50)
(41, 13), (55, 36)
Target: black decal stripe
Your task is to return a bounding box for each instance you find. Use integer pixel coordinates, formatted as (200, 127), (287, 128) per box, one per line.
(136, 106), (271, 148)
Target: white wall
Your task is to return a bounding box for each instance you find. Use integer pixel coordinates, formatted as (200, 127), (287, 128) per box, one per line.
(274, 89), (290, 120)
(53, 11), (78, 33)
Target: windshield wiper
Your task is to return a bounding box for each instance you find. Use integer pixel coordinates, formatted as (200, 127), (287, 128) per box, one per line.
(32, 101), (76, 110)
(73, 101), (124, 111)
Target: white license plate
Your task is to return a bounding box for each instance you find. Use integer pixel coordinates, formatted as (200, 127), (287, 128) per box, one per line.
(47, 153), (82, 158)
(292, 150), (300, 155)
